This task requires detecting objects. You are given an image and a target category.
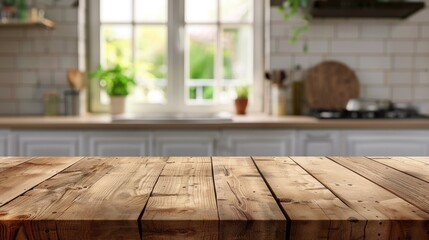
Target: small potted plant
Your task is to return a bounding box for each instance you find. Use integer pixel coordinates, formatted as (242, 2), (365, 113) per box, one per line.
(90, 65), (136, 115)
(234, 86), (249, 115)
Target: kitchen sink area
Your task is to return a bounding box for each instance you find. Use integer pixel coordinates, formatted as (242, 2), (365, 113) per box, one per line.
(111, 112), (234, 123)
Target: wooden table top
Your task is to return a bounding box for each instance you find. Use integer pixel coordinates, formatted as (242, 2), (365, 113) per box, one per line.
(0, 157), (428, 240)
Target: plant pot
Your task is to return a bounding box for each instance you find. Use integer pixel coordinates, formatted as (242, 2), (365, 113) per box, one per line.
(235, 99), (248, 115)
(110, 96), (126, 115)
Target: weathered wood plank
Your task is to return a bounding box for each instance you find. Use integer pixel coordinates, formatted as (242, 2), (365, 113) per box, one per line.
(253, 157), (366, 240)
(368, 156), (429, 183)
(212, 157), (286, 240)
(330, 156), (429, 214)
(0, 157), (33, 173)
(141, 157), (218, 240)
(0, 157), (167, 240)
(0, 157), (82, 207)
(293, 156), (429, 240)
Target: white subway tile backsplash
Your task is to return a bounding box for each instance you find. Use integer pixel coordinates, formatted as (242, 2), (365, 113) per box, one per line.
(386, 40), (416, 54)
(0, 57), (15, 69)
(421, 26), (429, 38)
(0, 4), (81, 115)
(357, 71), (385, 85)
(361, 25), (391, 39)
(331, 40), (384, 54)
(414, 56), (429, 69)
(305, 24), (335, 39)
(414, 86), (429, 100)
(18, 101), (44, 115)
(270, 55), (294, 69)
(0, 102), (17, 115)
(0, 87), (13, 100)
(293, 55), (324, 69)
(271, 24), (289, 38)
(325, 56), (358, 69)
(362, 86), (391, 99)
(14, 87), (35, 100)
(336, 24), (359, 39)
(388, 71), (414, 85)
(416, 40), (429, 53)
(391, 25), (419, 39)
(0, 72), (19, 84)
(393, 56), (414, 69)
(358, 57), (391, 70)
(408, 9), (429, 23)
(417, 71), (429, 84)
(391, 86), (413, 101)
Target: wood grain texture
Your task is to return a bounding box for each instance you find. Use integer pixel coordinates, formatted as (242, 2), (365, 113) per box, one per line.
(0, 157), (32, 173)
(0, 157), (82, 207)
(212, 157), (286, 240)
(305, 61), (360, 110)
(0, 157), (167, 240)
(331, 156), (429, 214)
(293, 156), (429, 240)
(253, 157), (366, 240)
(141, 157), (218, 240)
(368, 157), (429, 183)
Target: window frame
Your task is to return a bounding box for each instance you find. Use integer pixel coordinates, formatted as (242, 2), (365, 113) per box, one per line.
(88, 0), (266, 113)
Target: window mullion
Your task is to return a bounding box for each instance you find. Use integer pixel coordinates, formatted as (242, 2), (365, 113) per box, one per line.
(167, 0), (185, 111)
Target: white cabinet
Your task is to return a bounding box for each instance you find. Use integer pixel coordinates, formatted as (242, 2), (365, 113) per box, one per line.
(344, 130), (429, 156)
(0, 130), (9, 156)
(154, 131), (219, 156)
(11, 131), (83, 156)
(296, 130), (341, 156)
(85, 131), (152, 156)
(220, 130), (294, 156)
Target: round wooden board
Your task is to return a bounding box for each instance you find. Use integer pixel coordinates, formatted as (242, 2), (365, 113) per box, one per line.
(305, 61), (360, 110)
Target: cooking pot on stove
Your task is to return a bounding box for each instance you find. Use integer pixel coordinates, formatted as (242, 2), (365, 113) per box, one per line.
(346, 98), (393, 112)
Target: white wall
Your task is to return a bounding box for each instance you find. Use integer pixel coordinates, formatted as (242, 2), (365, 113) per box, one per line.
(0, 0), (81, 115)
(270, 0), (429, 113)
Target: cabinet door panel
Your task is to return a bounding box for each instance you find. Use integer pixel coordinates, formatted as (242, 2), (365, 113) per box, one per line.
(297, 131), (341, 156)
(0, 131), (9, 156)
(12, 132), (82, 156)
(345, 131), (429, 156)
(154, 131), (218, 156)
(220, 130), (294, 156)
(87, 132), (152, 156)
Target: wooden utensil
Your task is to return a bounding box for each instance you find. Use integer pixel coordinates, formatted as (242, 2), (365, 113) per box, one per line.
(67, 68), (85, 91)
(305, 61), (360, 110)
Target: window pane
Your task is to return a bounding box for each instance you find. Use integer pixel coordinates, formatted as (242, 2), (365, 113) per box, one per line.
(186, 0), (217, 23)
(221, 27), (253, 103)
(101, 25), (132, 68)
(135, 0), (167, 23)
(100, 0), (132, 23)
(220, 0), (252, 22)
(187, 26), (216, 102)
(134, 26), (168, 103)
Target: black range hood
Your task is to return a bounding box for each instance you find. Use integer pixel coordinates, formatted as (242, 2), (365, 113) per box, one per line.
(271, 1), (425, 19)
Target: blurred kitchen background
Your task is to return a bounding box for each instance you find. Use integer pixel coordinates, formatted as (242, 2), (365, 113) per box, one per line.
(0, 0), (426, 115)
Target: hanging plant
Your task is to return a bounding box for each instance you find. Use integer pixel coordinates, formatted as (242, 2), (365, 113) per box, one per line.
(278, 0), (312, 50)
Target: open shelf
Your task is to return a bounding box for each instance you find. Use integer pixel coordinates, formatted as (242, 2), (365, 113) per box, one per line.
(0, 18), (55, 29)
(271, 1), (425, 19)
(311, 1), (425, 19)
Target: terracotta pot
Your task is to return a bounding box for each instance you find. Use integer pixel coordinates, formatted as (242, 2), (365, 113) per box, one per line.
(235, 98), (248, 115)
(110, 96), (126, 115)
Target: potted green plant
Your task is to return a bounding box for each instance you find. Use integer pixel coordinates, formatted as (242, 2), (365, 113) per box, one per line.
(234, 86), (249, 115)
(90, 65), (136, 115)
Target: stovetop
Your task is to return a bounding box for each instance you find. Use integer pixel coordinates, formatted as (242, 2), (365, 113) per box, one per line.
(311, 109), (429, 119)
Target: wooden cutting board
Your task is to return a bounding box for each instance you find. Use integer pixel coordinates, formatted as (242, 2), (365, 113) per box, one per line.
(305, 61), (360, 110)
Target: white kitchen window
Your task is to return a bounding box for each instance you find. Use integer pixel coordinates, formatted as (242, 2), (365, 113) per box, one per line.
(88, 0), (265, 113)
